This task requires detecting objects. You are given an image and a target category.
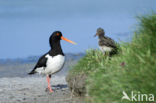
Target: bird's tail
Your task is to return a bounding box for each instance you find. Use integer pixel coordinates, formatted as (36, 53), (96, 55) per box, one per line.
(28, 70), (36, 75)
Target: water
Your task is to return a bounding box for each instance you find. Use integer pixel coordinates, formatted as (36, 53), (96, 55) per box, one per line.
(0, 53), (84, 78)
(0, 0), (155, 58)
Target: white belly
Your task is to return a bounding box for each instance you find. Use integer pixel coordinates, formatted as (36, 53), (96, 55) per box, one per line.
(37, 54), (65, 75)
(99, 46), (112, 53)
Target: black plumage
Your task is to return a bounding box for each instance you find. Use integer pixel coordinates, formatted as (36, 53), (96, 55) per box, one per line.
(28, 30), (76, 93)
(28, 31), (64, 75)
(28, 53), (47, 74)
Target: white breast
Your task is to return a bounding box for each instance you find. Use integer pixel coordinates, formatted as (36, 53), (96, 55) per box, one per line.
(99, 46), (113, 53)
(37, 54), (65, 75)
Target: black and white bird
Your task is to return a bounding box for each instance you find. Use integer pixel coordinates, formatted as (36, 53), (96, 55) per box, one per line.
(28, 31), (76, 93)
(94, 27), (117, 56)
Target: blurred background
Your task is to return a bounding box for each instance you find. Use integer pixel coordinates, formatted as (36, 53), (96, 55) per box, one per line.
(0, 0), (156, 78)
(0, 0), (156, 59)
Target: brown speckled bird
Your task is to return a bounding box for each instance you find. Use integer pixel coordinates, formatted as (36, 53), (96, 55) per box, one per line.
(94, 27), (117, 56)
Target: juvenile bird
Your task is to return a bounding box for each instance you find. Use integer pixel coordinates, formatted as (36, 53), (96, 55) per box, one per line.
(94, 27), (117, 56)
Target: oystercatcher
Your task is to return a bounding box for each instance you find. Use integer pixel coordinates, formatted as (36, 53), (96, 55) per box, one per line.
(94, 27), (117, 56)
(28, 31), (76, 93)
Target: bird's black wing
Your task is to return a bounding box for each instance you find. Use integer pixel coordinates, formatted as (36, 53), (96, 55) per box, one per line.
(28, 53), (48, 74)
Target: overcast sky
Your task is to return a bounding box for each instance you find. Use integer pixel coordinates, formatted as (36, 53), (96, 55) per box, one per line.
(0, 0), (156, 59)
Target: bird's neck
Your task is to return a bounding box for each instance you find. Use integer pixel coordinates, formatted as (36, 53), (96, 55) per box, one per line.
(98, 34), (104, 39)
(49, 41), (64, 56)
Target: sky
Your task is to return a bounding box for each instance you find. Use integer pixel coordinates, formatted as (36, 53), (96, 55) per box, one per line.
(0, 0), (156, 59)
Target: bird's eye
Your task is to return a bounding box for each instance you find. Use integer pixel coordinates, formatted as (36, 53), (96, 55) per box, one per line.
(56, 33), (60, 36)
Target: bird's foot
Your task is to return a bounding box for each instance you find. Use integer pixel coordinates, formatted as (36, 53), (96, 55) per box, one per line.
(45, 87), (53, 93)
(48, 87), (53, 93)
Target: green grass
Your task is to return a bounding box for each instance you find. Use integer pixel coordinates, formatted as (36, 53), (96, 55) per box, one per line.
(69, 13), (156, 103)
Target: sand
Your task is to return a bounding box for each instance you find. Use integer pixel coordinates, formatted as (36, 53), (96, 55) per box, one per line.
(0, 76), (83, 103)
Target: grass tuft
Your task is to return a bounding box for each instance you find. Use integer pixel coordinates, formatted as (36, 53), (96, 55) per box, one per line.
(69, 13), (156, 103)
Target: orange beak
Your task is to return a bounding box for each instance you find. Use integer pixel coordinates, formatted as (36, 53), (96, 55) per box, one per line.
(61, 36), (77, 45)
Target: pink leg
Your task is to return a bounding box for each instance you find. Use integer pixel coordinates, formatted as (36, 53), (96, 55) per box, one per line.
(46, 76), (53, 93)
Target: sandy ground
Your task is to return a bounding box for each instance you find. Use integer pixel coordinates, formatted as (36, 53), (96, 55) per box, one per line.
(0, 76), (83, 103)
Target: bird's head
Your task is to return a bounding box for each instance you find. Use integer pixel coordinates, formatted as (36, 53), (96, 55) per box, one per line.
(50, 31), (76, 45)
(94, 27), (105, 37)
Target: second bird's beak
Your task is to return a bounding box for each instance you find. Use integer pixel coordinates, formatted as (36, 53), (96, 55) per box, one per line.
(61, 36), (77, 45)
(94, 33), (97, 37)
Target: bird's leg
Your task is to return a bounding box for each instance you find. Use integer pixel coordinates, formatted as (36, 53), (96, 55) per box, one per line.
(46, 75), (53, 93)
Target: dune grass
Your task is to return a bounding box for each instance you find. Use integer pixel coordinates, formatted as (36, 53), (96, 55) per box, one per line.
(69, 13), (156, 103)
